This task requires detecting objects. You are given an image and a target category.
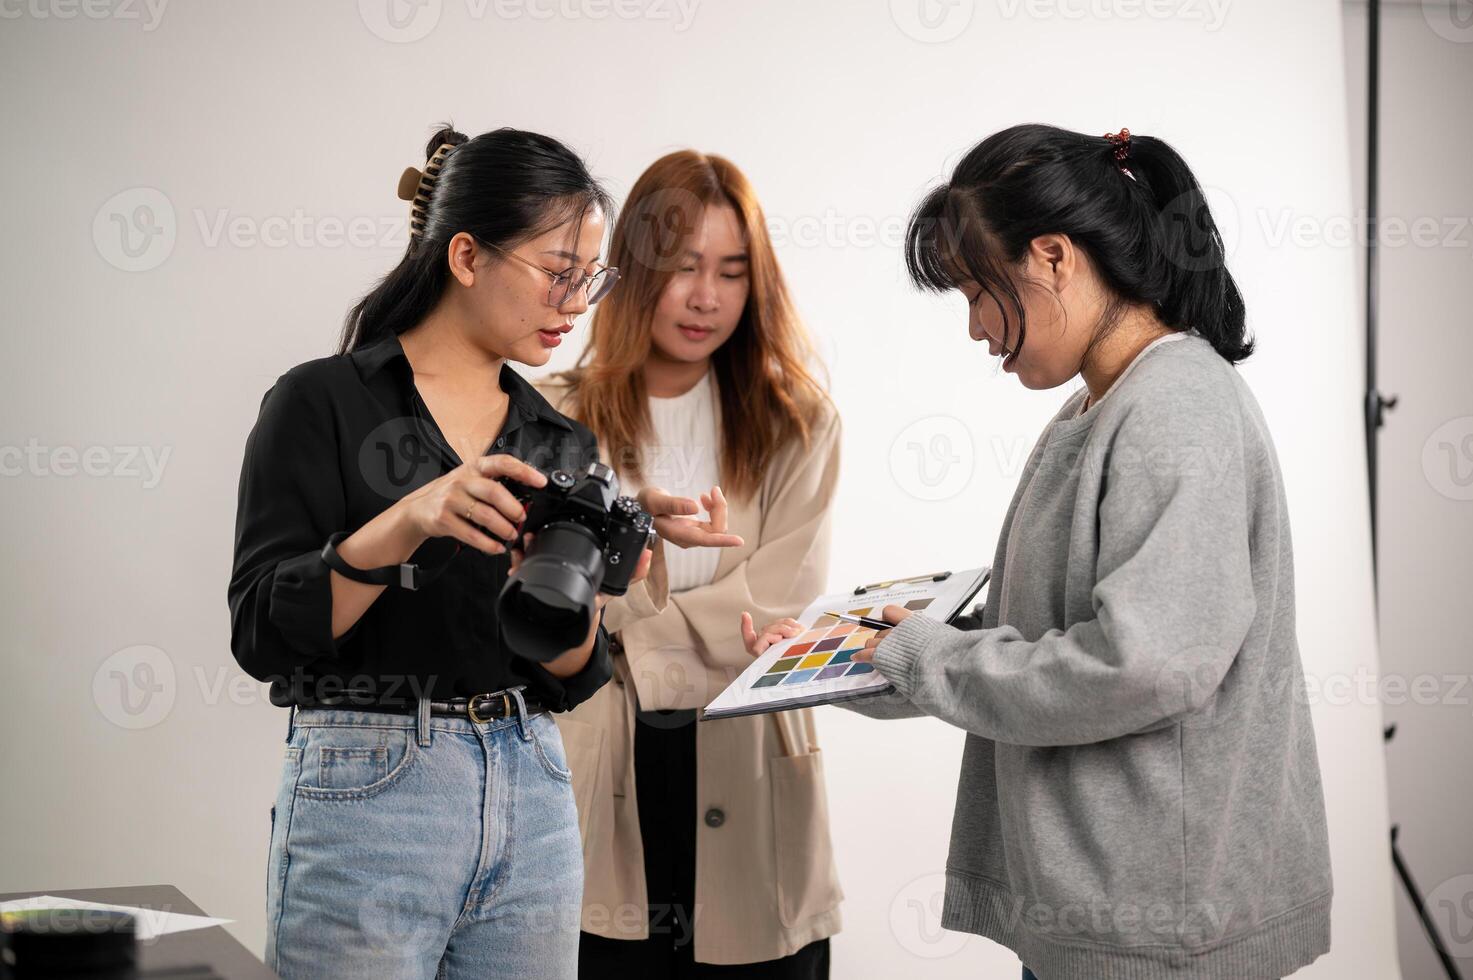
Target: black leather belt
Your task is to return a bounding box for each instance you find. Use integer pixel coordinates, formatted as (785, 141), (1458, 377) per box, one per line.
(295, 690), (547, 723)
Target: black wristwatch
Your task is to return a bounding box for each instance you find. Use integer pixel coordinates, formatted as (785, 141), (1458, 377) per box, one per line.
(320, 531), (459, 591)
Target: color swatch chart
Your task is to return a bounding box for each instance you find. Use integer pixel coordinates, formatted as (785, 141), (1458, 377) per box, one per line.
(703, 566), (990, 720)
(751, 597), (936, 689)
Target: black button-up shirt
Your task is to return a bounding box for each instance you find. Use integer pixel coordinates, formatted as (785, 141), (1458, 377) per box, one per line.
(228, 331), (612, 711)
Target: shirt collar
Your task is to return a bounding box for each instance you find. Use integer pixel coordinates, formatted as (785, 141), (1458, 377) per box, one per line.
(352, 331), (572, 432)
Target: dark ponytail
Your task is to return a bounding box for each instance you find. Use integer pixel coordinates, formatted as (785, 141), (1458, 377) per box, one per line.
(339, 123), (614, 355)
(904, 123), (1252, 364)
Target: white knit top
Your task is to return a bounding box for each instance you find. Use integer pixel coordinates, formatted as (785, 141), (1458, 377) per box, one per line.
(637, 369), (723, 594)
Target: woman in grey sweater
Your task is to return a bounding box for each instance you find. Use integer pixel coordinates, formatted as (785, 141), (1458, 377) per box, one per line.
(755, 125), (1334, 978)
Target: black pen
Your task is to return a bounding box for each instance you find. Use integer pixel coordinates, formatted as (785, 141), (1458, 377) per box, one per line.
(824, 611), (895, 631)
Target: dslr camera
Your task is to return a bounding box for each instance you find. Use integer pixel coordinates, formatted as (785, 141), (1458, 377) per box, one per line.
(497, 462), (655, 662)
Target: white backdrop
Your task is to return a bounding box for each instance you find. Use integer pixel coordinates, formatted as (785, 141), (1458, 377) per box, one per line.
(0, 0), (1398, 976)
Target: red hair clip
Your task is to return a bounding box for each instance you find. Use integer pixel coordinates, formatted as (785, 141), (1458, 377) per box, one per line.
(1103, 128), (1136, 181)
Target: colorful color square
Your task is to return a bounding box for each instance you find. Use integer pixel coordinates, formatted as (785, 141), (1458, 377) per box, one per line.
(847, 662), (876, 676)
(782, 669), (820, 685)
(816, 664), (849, 680)
(787, 642), (816, 658)
(799, 653), (831, 670)
(768, 657), (800, 674)
(753, 674), (785, 688)
(812, 637), (844, 653)
(904, 598), (933, 611)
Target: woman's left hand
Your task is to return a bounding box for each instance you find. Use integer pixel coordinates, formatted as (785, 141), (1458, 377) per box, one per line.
(638, 485), (745, 550)
(740, 613), (804, 658)
(852, 605), (914, 663)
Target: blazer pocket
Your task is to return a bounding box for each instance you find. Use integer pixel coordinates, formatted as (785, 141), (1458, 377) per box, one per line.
(556, 715), (608, 846)
(769, 748), (844, 928)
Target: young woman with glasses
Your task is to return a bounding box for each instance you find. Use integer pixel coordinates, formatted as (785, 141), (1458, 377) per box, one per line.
(228, 124), (735, 979)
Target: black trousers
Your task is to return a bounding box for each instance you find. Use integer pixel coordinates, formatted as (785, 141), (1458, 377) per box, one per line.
(577, 707), (829, 979)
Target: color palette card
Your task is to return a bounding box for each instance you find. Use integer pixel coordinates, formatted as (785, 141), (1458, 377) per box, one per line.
(703, 566), (991, 719)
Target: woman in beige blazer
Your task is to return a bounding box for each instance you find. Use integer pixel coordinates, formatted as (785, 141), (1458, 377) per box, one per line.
(533, 150), (844, 976)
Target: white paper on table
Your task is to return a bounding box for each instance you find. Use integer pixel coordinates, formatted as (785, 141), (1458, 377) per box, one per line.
(0, 894), (231, 941)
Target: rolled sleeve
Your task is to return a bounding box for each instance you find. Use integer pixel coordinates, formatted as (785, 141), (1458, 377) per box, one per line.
(521, 620), (614, 712)
(228, 376), (350, 682)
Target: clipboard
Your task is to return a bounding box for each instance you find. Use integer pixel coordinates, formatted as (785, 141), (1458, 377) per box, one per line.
(702, 566), (991, 720)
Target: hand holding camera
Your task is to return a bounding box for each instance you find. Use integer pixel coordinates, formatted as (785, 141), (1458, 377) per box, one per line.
(394, 452), (549, 556)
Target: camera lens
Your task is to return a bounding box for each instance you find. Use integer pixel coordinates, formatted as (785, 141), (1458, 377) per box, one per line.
(497, 521), (605, 662)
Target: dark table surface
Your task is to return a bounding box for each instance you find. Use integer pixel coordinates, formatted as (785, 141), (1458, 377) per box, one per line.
(0, 884), (277, 979)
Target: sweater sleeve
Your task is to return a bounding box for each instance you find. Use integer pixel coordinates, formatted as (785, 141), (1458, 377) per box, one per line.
(872, 395), (1258, 746)
(834, 600), (989, 722)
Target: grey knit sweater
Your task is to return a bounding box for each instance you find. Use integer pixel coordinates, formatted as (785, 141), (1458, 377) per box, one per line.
(847, 331), (1332, 978)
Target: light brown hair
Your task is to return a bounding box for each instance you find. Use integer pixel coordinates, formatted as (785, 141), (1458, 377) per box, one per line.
(560, 150), (830, 500)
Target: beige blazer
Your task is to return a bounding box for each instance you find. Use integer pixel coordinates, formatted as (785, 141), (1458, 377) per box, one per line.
(534, 374), (845, 965)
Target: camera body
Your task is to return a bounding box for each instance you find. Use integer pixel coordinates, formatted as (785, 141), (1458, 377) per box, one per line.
(496, 462), (655, 662)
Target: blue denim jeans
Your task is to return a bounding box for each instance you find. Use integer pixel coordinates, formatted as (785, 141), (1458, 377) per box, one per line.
(264, 701), (582, 979)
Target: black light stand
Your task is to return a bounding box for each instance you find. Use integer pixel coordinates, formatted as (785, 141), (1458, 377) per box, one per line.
(1365, 2), (1462, 977)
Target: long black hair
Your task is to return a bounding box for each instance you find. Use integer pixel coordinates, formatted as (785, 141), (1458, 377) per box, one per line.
(339, 123), (615, 354)
(904, 123), (1252, 364)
